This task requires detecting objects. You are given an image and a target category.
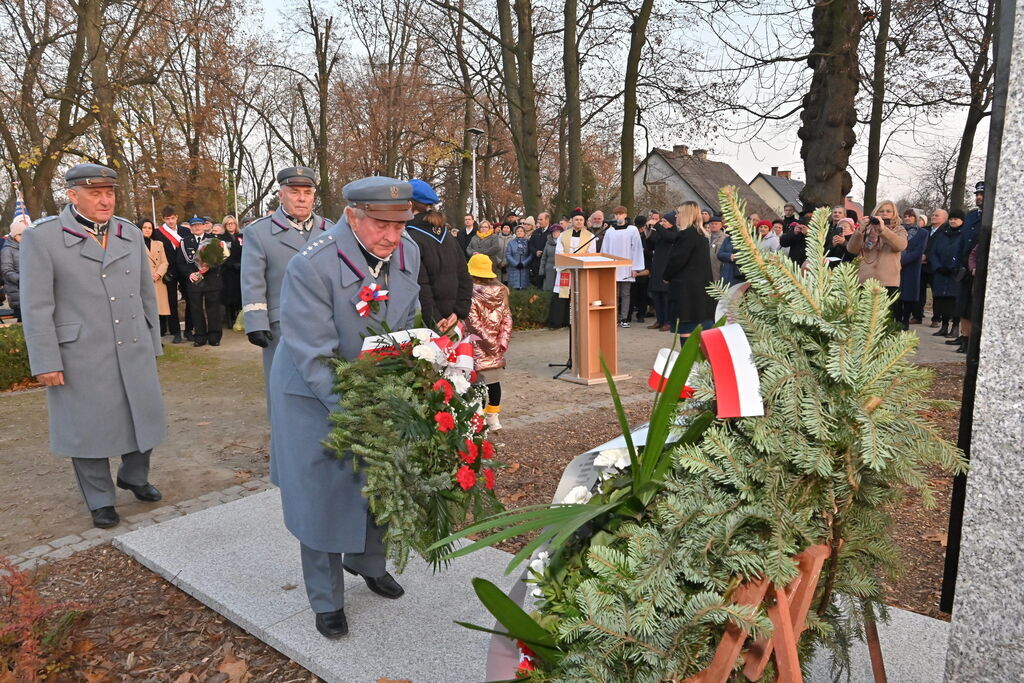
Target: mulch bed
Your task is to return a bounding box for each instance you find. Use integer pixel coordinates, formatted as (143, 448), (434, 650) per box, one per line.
(8, 363), (965, 679)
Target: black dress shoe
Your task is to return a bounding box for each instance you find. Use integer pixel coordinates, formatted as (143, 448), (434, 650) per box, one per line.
(116, 478), (162, 502)
(343, 565), (405, 599)
(945, 336), (965, 345)
(315, 609), (349, 639)
(171, 335), (183, 344)
(91, 506), (120, 528)
(209, 340), (220, 346)
(193, 340), (207, 347)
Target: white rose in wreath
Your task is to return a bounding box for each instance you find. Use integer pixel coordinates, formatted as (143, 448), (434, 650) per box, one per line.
(412, 343), (439, 364)
(593, 448), (631, 471)
(561, 485), (593, 505)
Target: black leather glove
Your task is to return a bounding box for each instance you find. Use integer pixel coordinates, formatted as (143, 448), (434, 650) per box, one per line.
(936, 267), (954, 276)
(247, 330), (273, 348)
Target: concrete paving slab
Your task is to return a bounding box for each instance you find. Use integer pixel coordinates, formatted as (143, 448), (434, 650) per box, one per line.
(807, 603), (950, 682)
(114, 489), (519, 682)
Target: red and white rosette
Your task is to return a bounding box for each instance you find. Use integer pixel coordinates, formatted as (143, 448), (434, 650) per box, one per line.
(699, 323), (764, 418)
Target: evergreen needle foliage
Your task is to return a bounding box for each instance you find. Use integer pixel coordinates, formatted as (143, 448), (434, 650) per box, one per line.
(451, 187), (966, 682)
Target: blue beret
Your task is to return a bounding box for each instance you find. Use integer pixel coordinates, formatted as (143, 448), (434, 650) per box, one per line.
(408, 178), (440, 205)
(66, 163), (117, 188)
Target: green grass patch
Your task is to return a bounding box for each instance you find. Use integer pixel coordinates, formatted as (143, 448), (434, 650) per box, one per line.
(0, 325), (32, 391)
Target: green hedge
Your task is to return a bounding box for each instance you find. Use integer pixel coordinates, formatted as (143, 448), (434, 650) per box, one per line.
(0, 325), (32, 391)
(509, 287), (552, 330)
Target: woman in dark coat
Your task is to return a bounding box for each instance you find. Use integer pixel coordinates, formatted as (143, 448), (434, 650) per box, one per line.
(929, 213), (965, 337)
(897, 210), (928, 330)
(505, 226), (533, 290)
(647, 211), (679, 331)
(221, 215), (243, 325)
(405, 179), (473, 330)
(539, 225), (563, 292)
(662, 202), (717, 337)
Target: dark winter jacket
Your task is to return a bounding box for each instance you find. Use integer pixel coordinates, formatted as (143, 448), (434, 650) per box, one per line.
(929, 224), (965, 298)
(779, 229), (808, 265)
(717, 236), (744, 285)
(648, 224), (679, 292)
(899, 225), (928, 302)
(662, 226), (717, 324)
(540, 233), (560, 292)
(505, 237), (532, 290)
(406, 212), (473, 326)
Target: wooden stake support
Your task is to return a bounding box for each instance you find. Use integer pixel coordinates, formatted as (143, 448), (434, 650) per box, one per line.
(685, 543), (847, 683)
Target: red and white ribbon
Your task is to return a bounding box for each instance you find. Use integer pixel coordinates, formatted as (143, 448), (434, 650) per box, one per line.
(699, 324), (764, 418)
(648, 348), (696, 399)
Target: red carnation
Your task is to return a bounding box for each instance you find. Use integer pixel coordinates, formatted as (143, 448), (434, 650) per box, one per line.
(461, 439), (478, 464)
(434, 411), (455, 432)
(484, 468), (495, 489)
(482, 440), (495, 459)
(470, 413), (485, 433)
(516, 659), (535, 677)
(456, 465), (476, 490)
(433, 379), (454, 403)
(359, 286), (376, 302)
(517, 641), (536, 658)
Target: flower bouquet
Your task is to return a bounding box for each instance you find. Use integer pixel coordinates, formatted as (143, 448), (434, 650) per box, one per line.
(191, 237), (229, 282)
(324, 327), (503, 573)
(431, 190), (966, 682)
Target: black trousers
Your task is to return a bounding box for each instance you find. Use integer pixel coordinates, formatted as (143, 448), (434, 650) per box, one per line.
(160, 276), (181, 336)
(187, 284), (223, 344)
(917, 270), (933, 321)
(630, 277), (649, 320)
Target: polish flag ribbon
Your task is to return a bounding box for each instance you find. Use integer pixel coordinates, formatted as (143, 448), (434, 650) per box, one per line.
(648, 323), (764, 418)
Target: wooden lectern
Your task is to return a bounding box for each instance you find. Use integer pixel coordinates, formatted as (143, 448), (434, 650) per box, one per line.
(554, 252), (634, 385)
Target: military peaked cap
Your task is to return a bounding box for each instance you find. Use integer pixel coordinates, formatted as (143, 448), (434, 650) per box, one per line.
(66, 163), (118, 188)
(343, 176), (413, 222)
(975, 181), (986, 194)
(277, 166), (317, 188)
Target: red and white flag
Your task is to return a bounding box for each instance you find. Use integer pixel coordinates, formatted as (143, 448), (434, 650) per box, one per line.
(648, 348), (696, 399)
(699, 324), (764, 418)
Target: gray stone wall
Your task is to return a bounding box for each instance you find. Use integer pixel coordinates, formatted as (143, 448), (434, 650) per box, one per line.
(944, 6), (1024, 680)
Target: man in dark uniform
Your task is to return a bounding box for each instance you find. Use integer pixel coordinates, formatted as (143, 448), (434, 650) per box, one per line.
(176, 216), (223, 346)
(404, 179), (472, 331)
(20, 164), (166, 528)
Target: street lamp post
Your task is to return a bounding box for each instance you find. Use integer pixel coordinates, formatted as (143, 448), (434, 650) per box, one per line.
(467, 127), (484, 220)
(227, 167), (240, 220)
(147, 185), (159, 227)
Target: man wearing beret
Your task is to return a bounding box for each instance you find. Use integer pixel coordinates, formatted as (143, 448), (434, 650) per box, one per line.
(269, 176), (420, 639)
(241, 166), (333, 412)
(20, 163), (166, 528)
(404, 178), (472, 331)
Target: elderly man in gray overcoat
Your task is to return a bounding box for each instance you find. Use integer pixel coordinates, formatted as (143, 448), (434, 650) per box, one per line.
(241, 166), (333, 413)
(20, 164), (166, 529)
(269, 176), (420, 639)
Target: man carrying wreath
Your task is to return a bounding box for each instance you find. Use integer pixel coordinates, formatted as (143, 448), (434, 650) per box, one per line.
(269, 176), (421, 639)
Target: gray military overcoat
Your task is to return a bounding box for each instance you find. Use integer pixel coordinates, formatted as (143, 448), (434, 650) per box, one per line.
(269, 215), (420, 554)
(241, 207), (332, 387)
(20, 206), (166, 458)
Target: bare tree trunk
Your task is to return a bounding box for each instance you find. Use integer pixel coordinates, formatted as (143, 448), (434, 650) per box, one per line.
(496, 0), (542, 215)
(798, 0), (864, 208)
(620, 0), (655, 215)
(862, 0), (891, 212)
(563, 0), (582, 211)
(949, 0), (997, 210)
(79, 0), (135, 210)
